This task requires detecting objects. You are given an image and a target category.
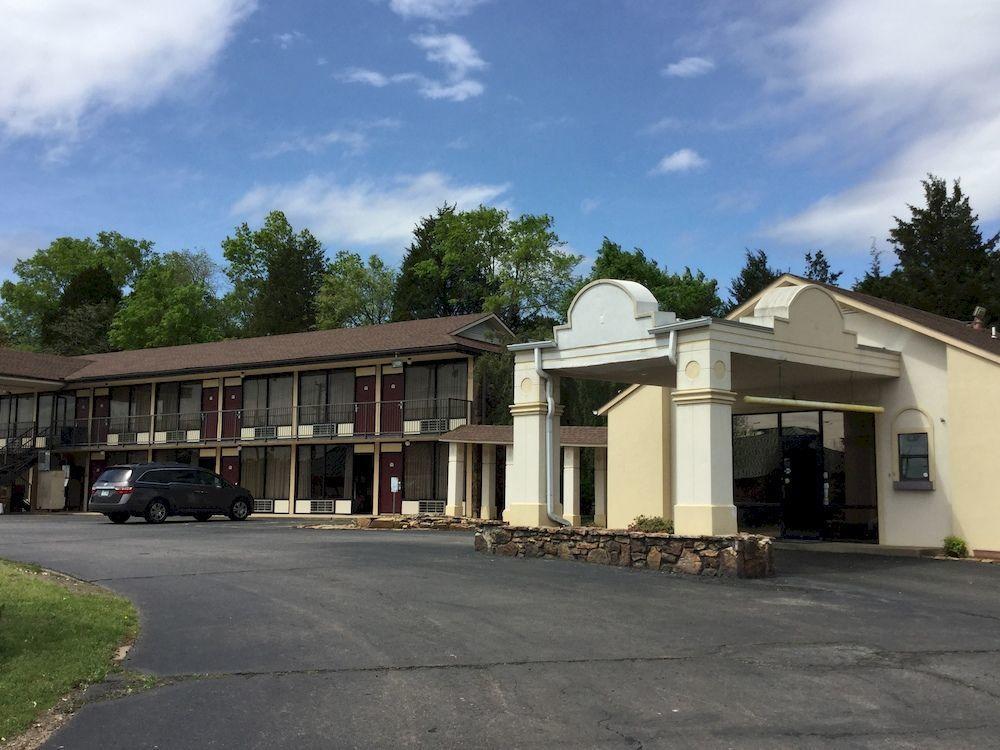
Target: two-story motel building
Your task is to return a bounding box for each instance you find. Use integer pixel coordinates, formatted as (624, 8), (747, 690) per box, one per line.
(0, 313), (510, 516)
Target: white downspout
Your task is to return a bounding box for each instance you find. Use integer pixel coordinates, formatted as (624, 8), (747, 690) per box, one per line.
(535, 346), (569, 526)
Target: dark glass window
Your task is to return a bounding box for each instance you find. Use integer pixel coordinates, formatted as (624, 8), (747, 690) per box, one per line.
(296, 444), (353, 499)
(241, 446), (291, 499)
(96, 468), (134, 484)
(298, 370), (355, 424)
(898, 433), (930, 481)
(243, 375), (293, 427)
(156, 381), (200, 431)
(403, 442), (448, 502)
(404, 360), (468, 419)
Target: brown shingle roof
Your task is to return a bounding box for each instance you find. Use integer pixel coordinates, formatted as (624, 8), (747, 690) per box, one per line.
(440, 424), (607, 447)
(0, 349), (91, 381)
(0, 313), (505, 383)
(781, 275), (1000, 360)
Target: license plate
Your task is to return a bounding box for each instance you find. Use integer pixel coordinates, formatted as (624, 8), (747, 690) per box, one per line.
(100, 490), (111, 497)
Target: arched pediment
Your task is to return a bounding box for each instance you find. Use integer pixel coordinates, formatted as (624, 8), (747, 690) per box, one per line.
(740, 284), (861, 352)
(553, 279), (677, 351)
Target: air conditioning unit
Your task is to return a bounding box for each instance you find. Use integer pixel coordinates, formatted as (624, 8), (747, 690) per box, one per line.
(253, 498), (274, 513)
(165, 430), (186, 443)
(254, 426), (277, 439)
(311, 423), (337, 438)
(419, 500), (446, 515)
(310, 500), (334, 513)
(419, 418), (449, 433)
(119, 432), (138, 445)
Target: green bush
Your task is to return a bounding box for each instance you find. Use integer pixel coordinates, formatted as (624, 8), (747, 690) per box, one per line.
(943, 536), (968, 558)
(628, 515), (674, 534)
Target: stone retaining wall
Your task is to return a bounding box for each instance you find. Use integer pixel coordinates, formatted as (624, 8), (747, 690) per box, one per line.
(474, 524), (773, 578)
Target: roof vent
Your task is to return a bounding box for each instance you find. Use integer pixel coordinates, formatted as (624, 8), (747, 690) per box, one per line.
(972, 305), (988, 331)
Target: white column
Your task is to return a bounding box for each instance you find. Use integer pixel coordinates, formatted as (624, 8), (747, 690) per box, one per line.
(445, 441), (465, 517)
(562, 446), (581, 526)
(504, 443), (514, 514)
(672, 342), (738, 535)
(506, 350), (561, 527)
(594, 446), (607, 527)
(480, 446), (496, 519)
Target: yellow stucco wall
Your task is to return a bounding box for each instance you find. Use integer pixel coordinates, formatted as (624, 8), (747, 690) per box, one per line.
(946, 346), (1000, 554)
(606, 385), (671, 529)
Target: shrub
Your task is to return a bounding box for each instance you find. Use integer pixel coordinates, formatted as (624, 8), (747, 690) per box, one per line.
(943, 536), (968, 558)
(628, 515), (674, 534)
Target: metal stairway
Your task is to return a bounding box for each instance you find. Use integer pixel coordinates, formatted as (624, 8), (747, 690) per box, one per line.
(0, 426), (38, 488)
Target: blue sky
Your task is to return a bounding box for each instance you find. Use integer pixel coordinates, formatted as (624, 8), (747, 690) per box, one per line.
(2, 0), (999, 297)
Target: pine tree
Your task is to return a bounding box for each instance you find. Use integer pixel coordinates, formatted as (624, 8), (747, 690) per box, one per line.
(727, 249), (780, 310)
(392, 206), (456, 321)
(803, 249), (842, 285)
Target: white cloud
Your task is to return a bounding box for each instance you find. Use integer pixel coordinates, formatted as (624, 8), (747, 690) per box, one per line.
(761, 0), (1000, 248)
(580, 198), (600, 214)
(662, 57), (715, 78)
(273, 31), (305, 50)
(232, 172), (509, 247)
(258, 119), (401, 158)
(0, 0), (255, 139)
(642, 116), (683, 135)
(388, 0), (487, 20)
(338, 33), (487, 102)
(651, 149), (707, 174)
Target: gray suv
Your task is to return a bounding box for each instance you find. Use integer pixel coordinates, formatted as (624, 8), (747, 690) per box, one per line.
(89, 463), (253, 524)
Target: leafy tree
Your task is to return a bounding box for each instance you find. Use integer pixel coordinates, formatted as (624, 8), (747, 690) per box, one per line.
(222, 211), (327, 336)
(803, 249), (842, 285)
(0, 232), (151, 350)
(873, 175), (1000, 321)
(109, 251), (223, 349)
(392, 206), (580, 331)
(392, 206), (456, 321)
(317, 251), (398, 328)
(567, 238), (723, 319)
(41, 266), (122, 354)
(727, 249), (780, 311)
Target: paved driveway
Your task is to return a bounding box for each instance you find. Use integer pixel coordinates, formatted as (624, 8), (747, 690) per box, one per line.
(2, 515), (1000, 749)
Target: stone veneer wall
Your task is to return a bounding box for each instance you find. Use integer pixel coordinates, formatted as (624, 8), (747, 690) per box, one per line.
(474, 524), (773, 578)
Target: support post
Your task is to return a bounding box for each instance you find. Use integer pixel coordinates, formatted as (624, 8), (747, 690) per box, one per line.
(594, 446), (607, 527)
(672, 343), (738, 535)
(445, 441), (465, 517)
(562, 446), (581, 526)
(480, 446), (496, 519)
(505, 350), (561, 526)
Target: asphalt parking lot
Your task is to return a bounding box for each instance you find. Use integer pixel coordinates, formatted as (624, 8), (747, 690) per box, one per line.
(2, 514), (1000, 749)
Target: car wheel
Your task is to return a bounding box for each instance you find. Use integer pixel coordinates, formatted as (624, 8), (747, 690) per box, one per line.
(194, 512), (212, 522)
(108, 512), (129, 524)
(229, 498), (250, 521)
(144, 499), (169, 524)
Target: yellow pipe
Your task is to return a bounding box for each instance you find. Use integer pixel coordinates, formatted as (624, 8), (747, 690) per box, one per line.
(742, 395), (884, 414)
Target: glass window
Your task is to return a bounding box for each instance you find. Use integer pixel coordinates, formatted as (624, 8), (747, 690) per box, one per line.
(298, 372), (327, 423)
(244, 375), (292, 426)
(264, 446), (291, 499)
(241, 447), (265, 498)
(405, 364), (434, 405)
(899, 433), (930, 481)
(437, 361), (467, 402)
(297, 445), (353, 499)
(404, 443), (435, 500)
(96, 468), (133, 484)
(37, 394), (54, 431)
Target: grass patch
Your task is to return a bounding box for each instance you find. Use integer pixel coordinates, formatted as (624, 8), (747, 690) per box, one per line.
(0, 559), (137, 742)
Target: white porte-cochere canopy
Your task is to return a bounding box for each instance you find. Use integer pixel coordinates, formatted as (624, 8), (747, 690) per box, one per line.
(505, 279), (901, 534)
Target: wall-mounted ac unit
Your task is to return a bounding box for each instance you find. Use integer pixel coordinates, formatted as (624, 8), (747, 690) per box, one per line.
(253, 498), (274, 513)
(254, 426), (277, 439)
(165, 430), (186, 443)
(311, 423), (337, 438)
(118, 432), (138, 445)
(310, 500), (334, 513)
(419, 418), (449, 433)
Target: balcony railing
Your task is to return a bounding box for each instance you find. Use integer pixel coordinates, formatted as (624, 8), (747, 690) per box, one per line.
(33, 399), (470, 448)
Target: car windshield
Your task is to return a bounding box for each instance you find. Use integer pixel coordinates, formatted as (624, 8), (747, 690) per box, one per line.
(96, 468), (133, 484)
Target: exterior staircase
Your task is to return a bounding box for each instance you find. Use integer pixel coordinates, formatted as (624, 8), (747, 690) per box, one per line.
(0, 426), (39, 488)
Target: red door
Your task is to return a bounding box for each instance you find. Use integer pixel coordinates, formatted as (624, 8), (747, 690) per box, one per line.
(75, 396), (90, 445)
(354, 375), (375, 435)
(93, 395), (110, 444)
(221, 385), (242, 439)
(87, 458), (107, 500)
(221, 455), (240, 486)
(378, 452), (403, 514)
(201, 387), (219, 440)
(380, 373), (404, 435)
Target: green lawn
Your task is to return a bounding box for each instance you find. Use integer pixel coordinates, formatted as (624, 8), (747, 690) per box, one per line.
(0, 558), (137, 741)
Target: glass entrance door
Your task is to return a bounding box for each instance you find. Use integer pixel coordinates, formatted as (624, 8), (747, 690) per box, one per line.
(779, 412), (823, 539)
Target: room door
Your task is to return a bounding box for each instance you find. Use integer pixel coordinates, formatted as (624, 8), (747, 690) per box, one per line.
(380, 373), (404, 435)
(352, 453), (374, 514)
(92, 395), (111, 444)
(201, 387), (219, 440)
(355, 375), (376, 435)
(87, 458), (107, 501)
(378, 452), (402, 514)
(74, 396), (91, 445)
(221, 385), (242, 439)
(220, 454), (241, 486)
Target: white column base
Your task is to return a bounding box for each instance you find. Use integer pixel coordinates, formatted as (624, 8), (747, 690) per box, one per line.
(673, 504), (738, 536)
(593, 514), (607, 528)
(503, 502), (557, 527)
(565, 514), (583, 527)
(445, 504), (465, 517)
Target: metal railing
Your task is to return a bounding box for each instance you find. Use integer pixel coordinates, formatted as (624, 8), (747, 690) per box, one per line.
(27, 399), (472, 448)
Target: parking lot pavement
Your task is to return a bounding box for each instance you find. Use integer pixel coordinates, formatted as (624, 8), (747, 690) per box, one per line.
(3, 514), (1000, 749)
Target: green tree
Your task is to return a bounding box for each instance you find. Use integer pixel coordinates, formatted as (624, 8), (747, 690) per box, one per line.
(874, 175), (1000, 321)
(803, 249), (842, 285)
(317, 251), (398, 328)
(567, 238), (723, 319)
(222, 211), (327, 336)
(853, 242), (903, 299)
(728, 249), (781, 311)
(41, 266), (122, 354)
(392, 206), (456, 321)
(109, 251), (223, 350)
(392, 206), (580, 330)
(0, 232), (151, 350)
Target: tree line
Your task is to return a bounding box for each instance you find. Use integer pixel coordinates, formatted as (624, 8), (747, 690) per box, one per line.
(2, 174), (997, 367)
